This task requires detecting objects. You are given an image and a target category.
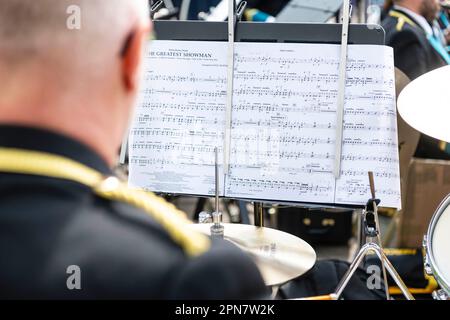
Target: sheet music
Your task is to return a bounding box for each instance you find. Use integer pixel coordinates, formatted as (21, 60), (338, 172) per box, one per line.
(128, 40), (401, 208)
(227, 43), (400, 208)
(226, 43), (338, 204)
(335, 45), (400, 208)
(128, 41), (227, 196)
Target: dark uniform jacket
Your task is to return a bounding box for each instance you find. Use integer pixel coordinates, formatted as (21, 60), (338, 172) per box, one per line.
(0, 125), (266, 300)
(383, 8), (447, 80)
(382, 8), (450, 160)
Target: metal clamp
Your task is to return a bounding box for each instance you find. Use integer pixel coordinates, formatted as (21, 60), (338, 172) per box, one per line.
(236, 1), (247, 24)
(150, 0), (164, 19)
(432, 289), (449, 300)
(364, 198), (381, 238)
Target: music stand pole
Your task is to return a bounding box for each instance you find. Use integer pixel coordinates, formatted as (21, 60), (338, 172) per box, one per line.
(254, 202), (265, 227)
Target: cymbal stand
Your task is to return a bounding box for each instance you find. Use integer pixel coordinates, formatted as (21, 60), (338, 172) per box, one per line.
(198, 148), (224, 239)
(333, 172), (414, 300)
(210, 147), (224, 238)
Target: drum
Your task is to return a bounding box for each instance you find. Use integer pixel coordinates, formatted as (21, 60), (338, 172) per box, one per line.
(424, 195), (450, 300)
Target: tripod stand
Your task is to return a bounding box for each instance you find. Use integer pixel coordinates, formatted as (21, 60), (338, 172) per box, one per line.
(332, 172), (415, 300)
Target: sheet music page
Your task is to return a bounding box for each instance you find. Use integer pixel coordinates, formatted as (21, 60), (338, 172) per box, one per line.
(128, 40), (227, 196)
(335, 45), (400, 208)
(226, 43), (401, 208)
(226, 43), (337, 204)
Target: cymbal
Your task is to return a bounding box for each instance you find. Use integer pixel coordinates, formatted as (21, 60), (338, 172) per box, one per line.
(395, 68), (420, 184)
(397, 65), (450, 143)
(189, 223), (316, 287)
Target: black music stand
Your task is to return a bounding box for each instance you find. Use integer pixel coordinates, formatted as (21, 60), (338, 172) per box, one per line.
(121, 18), (386, 208)
(120, 1), (386, 213)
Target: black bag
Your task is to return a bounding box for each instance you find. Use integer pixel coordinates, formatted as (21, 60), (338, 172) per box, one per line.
(364, 248), (437, 297)
(277, 208), (353, 245)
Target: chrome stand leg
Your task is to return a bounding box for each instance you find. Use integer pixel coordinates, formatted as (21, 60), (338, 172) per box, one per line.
(335, 243), (373, 298)
(374, 204), (390, 300)
(379, 246), (391, 300)
(271, 285), (280, 300)
(373, 244), (414, 300)
(333, 243), (414, 300)
(357, 209), (365, 250)
(337, 173), (413, 300)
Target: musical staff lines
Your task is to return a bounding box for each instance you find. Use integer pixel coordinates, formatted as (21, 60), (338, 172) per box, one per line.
(145, 73), (226, 85)
(227, 42), (400, 207)
(135, 115), (224, 127)
(234, 55), (392, 71)
(226, 176), (335, 200)
(139, 102), (225, 113)
(128, 40), (401, 208)
(129, 41), (228, 196)
(234, 72), (393, 87)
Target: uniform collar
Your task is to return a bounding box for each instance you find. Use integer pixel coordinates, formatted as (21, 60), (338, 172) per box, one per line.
(393, 5), (434, 36)
(0, 125), (112, 175)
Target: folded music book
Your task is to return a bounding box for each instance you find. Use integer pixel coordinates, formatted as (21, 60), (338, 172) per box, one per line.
(128, 40), (401, 209)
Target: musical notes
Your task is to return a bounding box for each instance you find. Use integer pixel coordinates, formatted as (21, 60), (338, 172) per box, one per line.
(145, 74), (227, 85)
(135, 115), (224, 126)
(227, 42), (400, 208)
(128, 41), (228, 196)
(336, 45), (400, 208)
(139, 102), (225, 113)
(226, 176), (335, 200)
(128, 40), (401, 208)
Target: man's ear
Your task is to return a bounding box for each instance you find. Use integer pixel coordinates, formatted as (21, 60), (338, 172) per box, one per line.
(121, 26), (150, 92)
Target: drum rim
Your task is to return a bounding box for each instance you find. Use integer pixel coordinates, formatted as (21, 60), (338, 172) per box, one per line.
(426, 193), (450, 294)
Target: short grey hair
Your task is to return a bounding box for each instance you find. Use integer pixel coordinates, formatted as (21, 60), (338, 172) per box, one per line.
(0, 0), (149, 66)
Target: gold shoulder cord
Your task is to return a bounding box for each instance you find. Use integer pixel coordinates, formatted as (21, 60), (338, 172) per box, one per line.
(0, 147), (210, 257)
(389, 11), (417, 31)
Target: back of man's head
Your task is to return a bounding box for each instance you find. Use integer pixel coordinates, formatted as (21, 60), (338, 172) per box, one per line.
(0, 0), (147, 67)
(0, 0), (151, 165)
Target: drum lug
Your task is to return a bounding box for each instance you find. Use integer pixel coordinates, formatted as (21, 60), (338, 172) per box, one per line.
(422, 235), (428, 250)
(422, 236), (433, 276)
(424, 261), (433, 276)
(432, 289), (449, 301)
(423, 256), (433, 276)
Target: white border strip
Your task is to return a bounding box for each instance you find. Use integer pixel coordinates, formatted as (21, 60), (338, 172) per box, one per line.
(334, 0), (351, 179)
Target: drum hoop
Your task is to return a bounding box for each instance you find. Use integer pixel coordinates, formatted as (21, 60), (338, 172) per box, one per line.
(426, 193), (450, 294)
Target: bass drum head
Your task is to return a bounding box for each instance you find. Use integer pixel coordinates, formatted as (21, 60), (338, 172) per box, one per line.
(428, 197), (450, 293)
